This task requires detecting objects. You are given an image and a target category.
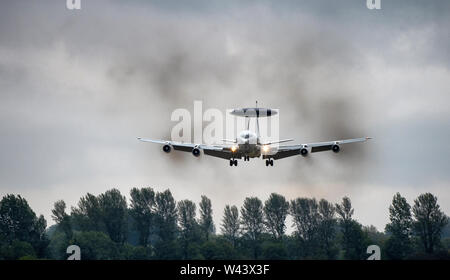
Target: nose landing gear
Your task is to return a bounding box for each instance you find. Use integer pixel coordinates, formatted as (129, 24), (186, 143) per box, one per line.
(229, 159), (238, 166)
(265, 159), (274, 166)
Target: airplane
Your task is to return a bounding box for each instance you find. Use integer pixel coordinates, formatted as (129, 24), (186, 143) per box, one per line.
(138, 102), (371, 167)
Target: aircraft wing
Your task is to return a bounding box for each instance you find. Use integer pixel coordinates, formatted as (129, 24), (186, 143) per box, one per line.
(137, 138), (236, 159)
(268, 137), (371, 160)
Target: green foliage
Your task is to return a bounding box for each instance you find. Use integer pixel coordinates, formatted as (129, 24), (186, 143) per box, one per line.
(119, 243), (152, 260)
(154, 189), (178, 242)
(261, 240), (288, 260)
(0, 240), (36, 260)
(264, 193), (289, 240)
(98, 189), (128, 244)
(129, 187), (155, 247)
(412, 193), (448, 254)
(47, 230), (69, 260)
(384, 193), (413, 259)
(241, 197), (264, 241)
(335, 196), (354, 221)
(0, 194), (49, 259)
(317, 199), (338, 259)
(200, 238), (238, 260)
(240, 197), (264, 259)
(290, 198), (320, 258)
(1, 190), (449, 260)
(178, 199), (201, 259)
(336, 197), (369, 260)
(51, 200), (72, 239)
(71, 231), (117, 260)
(153, 189), (179, 259)
(199, 196), (215, 241)
(221, 205), (240, 247)
(71, 193), (103, 232)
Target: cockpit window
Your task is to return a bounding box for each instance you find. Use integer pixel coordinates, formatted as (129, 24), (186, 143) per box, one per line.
(240, 131), (253, 139)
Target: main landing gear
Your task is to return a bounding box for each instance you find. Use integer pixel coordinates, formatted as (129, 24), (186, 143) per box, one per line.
(229, 159), (238, 166)
(265, 159), (274, 166)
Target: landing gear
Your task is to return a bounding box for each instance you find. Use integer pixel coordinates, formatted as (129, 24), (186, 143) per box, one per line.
(229, 159), (238, 166)
(243, 156), (250, 161)
(265, 159), (274, 166)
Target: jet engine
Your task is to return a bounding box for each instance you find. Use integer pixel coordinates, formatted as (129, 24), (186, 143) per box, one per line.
(192, 148), (201, 157)
(332, 144), (340, 153)
(162, 145), (171, 153)
(300, 148), (308, 156)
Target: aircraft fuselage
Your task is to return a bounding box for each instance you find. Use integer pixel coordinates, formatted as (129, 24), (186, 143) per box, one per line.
(234, 130), (263, 158)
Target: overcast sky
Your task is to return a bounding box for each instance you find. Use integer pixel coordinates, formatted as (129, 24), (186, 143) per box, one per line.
(0, 0), (449, 232)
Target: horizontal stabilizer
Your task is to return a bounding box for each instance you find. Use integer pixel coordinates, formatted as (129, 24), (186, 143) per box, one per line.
(230, 108), (278, 118)
(262, 139), (294, 145)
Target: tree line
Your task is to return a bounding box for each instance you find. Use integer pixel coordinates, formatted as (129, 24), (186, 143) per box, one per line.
(0, 188), (448, 260)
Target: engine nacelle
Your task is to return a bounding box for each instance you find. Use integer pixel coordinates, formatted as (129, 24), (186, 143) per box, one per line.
(332, 144), (340, 153)
(192, 148), (201, 157)
(300, 148), (308, 156)
(162, 145), (171, 153)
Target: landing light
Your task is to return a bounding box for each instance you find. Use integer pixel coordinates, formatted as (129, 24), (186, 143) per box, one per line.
(262, 145), (269, 153)
(231, 146), (238, 152)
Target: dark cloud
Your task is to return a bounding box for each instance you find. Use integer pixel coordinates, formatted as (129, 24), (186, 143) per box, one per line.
(0, 0), (449, 229)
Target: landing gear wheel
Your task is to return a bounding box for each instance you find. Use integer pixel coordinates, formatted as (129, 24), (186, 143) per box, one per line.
(229, 160), (233, 166)
(234, 160), (238, 166)
(265, 160), (269, 166)
(270, 159), (274, 166)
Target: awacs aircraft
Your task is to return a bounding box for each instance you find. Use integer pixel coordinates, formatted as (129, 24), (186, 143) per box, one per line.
(138, 102), (371, 167)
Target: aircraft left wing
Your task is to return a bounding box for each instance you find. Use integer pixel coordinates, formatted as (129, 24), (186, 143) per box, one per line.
(137, 137), (237, 159)
(266, 137), (371, 160)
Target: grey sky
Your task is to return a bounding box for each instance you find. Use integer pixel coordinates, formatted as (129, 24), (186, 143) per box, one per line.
(0, 0), (449, 232)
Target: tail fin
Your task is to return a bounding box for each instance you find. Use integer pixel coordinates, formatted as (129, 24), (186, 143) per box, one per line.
(256, 101), (260, 138)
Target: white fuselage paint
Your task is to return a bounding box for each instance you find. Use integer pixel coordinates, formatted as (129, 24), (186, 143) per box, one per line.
(233, 130), (274, 158)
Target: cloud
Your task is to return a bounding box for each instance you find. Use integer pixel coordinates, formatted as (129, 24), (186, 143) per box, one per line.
(0, 0), (449, 230)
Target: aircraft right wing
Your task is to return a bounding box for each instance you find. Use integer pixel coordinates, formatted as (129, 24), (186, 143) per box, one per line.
(265, 137), (371, 160)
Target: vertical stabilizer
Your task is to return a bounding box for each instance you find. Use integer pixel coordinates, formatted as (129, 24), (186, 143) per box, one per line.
(255, 101), (260, 138)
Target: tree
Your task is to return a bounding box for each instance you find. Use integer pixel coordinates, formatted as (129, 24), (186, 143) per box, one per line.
(335, 197), (367, 259)
(178, 199), (200, 259)
(264, 193), (289, 240)
(290, 198), (320, 258)
(0, 194), (49, 259)
(200, 238), (238, 260)
(71, 193), (103, 232)
(98, 189), (128, 244)
(221, 205), (240, 247)
(199, 196), (215, 241)
(129, 187), (155, 247)
(32, 214), (49, 258)
(72, 231), (117, 260)
(384, 193), (413, 259)
(51, 200), (72, 239)
(154, 189), (178, 242)
(335, 196), (354, 222)
(154, 189), (179, 259)
(412, 193), (448, 254)
(0, 240), (36, 260)
(317, 199), (337, 259)
(241, 197), (264, 259)
(261, 240), (288, 260)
